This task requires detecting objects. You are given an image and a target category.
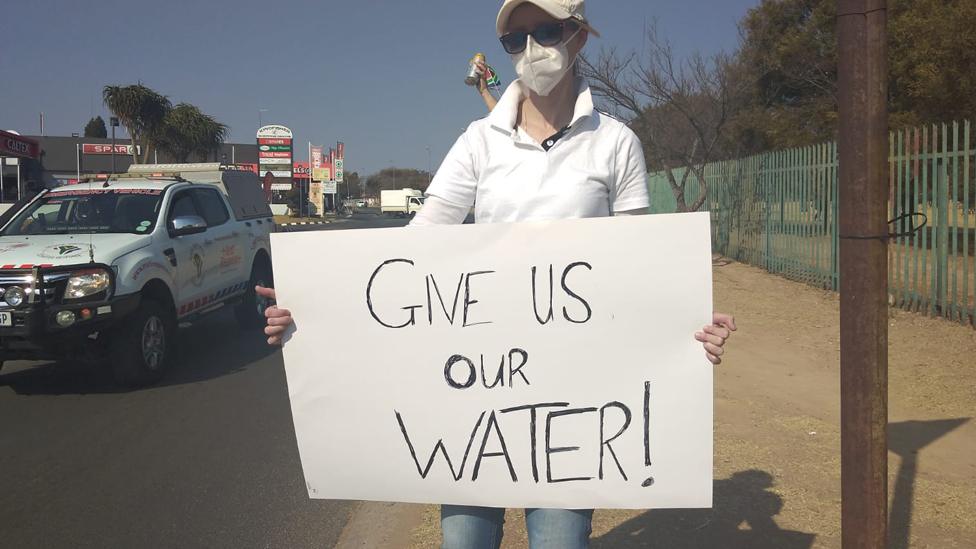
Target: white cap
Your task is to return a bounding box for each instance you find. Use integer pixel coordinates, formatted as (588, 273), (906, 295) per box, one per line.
(496, 0), (600, 37)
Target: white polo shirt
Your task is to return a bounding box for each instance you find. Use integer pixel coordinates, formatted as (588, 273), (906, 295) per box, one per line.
(418, 78), (650, 225)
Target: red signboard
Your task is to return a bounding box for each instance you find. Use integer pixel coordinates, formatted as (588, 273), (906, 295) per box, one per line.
(311, 145), (323, 169)
(258, 138), (292, 146)
(259, 151), (292, 158)
(82, 143), (141, 155)
(226, 161), (310, 180)
(0, 130), (40, 159)
(293, 161), (311, 179)
(225, 163), (258, 173)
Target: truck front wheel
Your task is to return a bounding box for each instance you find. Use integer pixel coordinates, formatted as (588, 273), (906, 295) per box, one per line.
(110, 299), (174, 386)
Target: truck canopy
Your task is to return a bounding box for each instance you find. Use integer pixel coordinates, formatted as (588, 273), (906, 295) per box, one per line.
(126, 163), (272, 220)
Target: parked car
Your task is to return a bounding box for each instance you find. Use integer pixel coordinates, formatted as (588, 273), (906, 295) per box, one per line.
(0, 163), (274, 385)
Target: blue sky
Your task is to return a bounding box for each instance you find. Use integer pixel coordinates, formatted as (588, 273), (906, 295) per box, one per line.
(1, 0), (758, 176)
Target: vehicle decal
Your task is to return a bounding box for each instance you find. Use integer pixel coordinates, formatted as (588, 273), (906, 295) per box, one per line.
(190, 244), (206, 287)
(1, 263), (55, 269)
(130, 260), (171, 281)
(38, 244), (91, 259)
(0, 243), (31, 254)
(218, 245), (242, 270)
(178, 281), (249, 317)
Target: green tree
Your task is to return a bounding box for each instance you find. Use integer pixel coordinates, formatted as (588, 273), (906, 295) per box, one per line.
(888, 0), (976, 128)
(732, 0), (838, 151)
(83, 116), (107, 138)
(339, 171), (362, 201)
(102, 84), (171, 164)
(732, 0), (976, 149)
(364, 168), (432, 198)
(156, 103), (229, 163)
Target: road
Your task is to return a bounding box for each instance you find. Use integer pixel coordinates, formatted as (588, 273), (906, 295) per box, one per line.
(279, 209), (414, 232)
(0, 213), (408, 548)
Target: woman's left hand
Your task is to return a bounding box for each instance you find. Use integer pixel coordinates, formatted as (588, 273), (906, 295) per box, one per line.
(695, 313), (736, 365)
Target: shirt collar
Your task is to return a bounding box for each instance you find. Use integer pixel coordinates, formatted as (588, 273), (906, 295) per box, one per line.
(488, 77), (596, 135)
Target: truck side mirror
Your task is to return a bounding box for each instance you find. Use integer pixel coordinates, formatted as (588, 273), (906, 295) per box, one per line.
(169, 215), (207, 237)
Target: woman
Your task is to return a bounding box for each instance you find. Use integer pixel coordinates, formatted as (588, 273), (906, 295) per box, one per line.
(258, 1), (735, 547)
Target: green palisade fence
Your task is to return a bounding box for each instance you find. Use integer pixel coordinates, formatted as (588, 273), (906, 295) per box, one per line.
(648, 120), (975, 327)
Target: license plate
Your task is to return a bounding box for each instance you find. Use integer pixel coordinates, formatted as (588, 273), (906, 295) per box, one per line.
(0, 312), (11, 327)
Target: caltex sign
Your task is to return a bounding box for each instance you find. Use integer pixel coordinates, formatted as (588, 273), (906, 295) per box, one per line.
(0, 130), (40, 159)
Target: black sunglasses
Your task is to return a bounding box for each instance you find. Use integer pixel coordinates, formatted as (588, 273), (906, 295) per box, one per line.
(499, 21), (578, 55)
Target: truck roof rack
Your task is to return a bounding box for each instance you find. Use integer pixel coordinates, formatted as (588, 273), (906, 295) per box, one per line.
(127, 163), (226, 174)
(77, 163), (253, 183)
(77, 172), (187, 183)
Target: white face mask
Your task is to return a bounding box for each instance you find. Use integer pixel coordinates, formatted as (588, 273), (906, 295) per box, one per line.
(512, 29), (580, 96)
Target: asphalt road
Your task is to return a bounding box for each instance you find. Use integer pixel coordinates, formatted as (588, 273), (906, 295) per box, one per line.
(0, 213), (408, 548)
(279, 210), (413, 232)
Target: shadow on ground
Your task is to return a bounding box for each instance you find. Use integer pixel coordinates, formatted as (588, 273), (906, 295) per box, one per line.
(0, 309), (277, 395)
(592, 470), (816, 549)
(888, 417), (970, 549)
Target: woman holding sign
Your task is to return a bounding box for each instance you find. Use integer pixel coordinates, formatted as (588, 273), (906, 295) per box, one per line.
(258, 0), (735, 547)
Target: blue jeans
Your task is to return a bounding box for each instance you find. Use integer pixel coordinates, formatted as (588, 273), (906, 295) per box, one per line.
(441, 505), (593, 549)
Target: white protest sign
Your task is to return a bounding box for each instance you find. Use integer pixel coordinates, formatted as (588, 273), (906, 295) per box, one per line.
(271, 213), (713, 509)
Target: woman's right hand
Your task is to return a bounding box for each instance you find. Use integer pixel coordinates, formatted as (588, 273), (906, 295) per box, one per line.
(256, 286), (293, 346)
(474, 59), (489, 94)
(474, 59), (498, 111)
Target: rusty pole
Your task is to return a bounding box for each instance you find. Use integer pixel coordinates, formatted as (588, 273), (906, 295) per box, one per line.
(837, 1), (889, 548)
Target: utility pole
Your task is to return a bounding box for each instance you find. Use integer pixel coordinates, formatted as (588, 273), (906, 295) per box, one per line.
(837, 2), (888, 548)
(110, 116), (119, 174)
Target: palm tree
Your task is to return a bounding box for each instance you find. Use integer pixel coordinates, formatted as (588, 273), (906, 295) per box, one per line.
(197, 113), (228, 162)
(102, 84), (171, 164)
(157, 103), (228, 163)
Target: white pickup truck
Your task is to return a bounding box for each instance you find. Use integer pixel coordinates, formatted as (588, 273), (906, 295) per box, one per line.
(0, 163), (274, 385)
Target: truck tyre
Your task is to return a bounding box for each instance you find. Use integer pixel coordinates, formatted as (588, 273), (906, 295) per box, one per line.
(110, 299), (174, 386)
(236, 262), (273, 329)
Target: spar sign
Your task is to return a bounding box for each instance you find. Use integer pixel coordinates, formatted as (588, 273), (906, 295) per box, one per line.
(257, 125), (293, 187)
(82, 143), (142, 155)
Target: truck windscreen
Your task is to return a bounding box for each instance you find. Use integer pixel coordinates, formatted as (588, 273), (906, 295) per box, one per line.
(2, 188), (164, 236)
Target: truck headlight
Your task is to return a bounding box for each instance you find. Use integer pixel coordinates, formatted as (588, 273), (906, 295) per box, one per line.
(4, 286), (25, 306)
(64, 269), (112, 300)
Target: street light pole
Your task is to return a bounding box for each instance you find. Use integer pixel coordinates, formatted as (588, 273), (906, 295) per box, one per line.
(110, 116), (119, 174)
(258, 109), (269, 128)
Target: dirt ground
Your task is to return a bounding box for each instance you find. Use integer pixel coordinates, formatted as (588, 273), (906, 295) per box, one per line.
(409, 260), (976, 548)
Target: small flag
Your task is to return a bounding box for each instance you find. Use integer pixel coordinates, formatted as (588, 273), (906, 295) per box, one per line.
(486, 65), (501, 89)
